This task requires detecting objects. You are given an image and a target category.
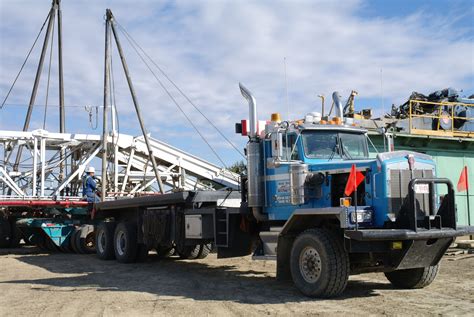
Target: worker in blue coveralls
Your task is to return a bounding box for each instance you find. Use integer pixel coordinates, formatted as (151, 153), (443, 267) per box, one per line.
(82, 166), (100, 203)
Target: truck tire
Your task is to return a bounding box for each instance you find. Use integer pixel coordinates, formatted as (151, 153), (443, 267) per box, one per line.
(384, 265), (439, 289)
(290, 228), (349, 298)
(195, 243), (212, 259)
(96, 222), (116, 260)
(76, 225), (95, 254)
(8, 219), (21, 248)
(177, 244), (201, 259)
(0, 218), (12, 248)
(74, 228), (86, 254)
(59, 242), (73, 253)
(30, 231), (46, 250)
(70, 229), (81, 253)
(113, 222), (138, 263)
(156, 245), (175, 258)
(45, 237), (59, 252)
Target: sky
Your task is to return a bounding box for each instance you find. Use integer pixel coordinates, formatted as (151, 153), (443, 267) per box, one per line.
(0, 0), (473, 168)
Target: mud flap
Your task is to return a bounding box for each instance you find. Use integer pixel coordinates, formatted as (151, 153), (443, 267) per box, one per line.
(392, 237), (452, 270)
(276, 234), (295, 281)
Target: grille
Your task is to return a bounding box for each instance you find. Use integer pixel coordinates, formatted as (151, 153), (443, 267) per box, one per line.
(389, 169), (433, 216)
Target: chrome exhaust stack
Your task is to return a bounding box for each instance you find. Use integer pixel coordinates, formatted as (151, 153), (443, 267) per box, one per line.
(239, 83), (267, 221)
(332, 91), (344, 122)
(239, 83), (258, 140)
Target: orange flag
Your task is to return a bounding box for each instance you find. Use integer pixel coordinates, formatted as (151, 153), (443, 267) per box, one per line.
(457, 166), (469, 192)
(344, 164), (365, 197)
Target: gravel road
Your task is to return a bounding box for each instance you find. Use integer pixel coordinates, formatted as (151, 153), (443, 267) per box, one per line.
(0, 247), (472, 316)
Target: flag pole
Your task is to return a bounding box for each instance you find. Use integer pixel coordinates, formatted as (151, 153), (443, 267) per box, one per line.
(354, 165), (358, 231)
(467, 185), (472, 239)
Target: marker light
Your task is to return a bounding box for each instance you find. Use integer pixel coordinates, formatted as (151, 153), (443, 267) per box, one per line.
(271, 113), (282, 122)
(391, 241), (403, 250)
(340, 197), (351, 207)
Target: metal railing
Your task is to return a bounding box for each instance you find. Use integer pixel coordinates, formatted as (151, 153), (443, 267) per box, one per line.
(408, 100), (474, 138)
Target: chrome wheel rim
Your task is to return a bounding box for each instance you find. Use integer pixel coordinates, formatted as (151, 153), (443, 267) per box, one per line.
(116, 230), (126, 256)
(299, 246), (322, 283)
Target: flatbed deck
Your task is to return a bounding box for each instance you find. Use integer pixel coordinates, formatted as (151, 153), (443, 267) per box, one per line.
(94, 190), (242, 213)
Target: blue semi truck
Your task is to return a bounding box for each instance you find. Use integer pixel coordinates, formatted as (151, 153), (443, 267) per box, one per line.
(88, 84), (474, 298)
(1, 4), (472, 299)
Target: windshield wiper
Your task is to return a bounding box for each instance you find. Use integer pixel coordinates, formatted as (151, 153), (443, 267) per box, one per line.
(328, 138), (339, 161)
(341, 143), (353, 160)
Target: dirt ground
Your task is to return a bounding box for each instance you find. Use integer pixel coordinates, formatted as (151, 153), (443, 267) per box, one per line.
(0, 248), (472, 316)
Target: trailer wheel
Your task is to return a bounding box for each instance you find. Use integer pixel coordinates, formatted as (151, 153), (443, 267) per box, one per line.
(75, 228), (87, 254)
(290, 228), (349, 298)
(59, 243), (73, 253)
(0, 218), (12, 248)
(8, 219), (21, 248)
(31, 231), (47, 250)
(45, 237), (59, 252)
(96, 222), (116, 260)
(76, 225), (95, 254)
(113, 222), (138, 263)
(384, 265), (439, 289)
(70, 229), (81, 253)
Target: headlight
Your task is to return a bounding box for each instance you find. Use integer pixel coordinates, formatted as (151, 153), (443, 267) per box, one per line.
(350, 210), (372, 223)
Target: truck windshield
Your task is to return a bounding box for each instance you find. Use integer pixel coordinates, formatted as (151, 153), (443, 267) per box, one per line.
(302, 131), (368, 160)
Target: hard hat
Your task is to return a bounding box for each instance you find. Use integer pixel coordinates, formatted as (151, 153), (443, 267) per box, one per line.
(87, 166), (95, 173)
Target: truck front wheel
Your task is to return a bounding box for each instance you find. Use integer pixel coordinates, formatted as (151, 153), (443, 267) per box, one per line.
(290, 228), (349, 298)
(384, 265), (439, 289)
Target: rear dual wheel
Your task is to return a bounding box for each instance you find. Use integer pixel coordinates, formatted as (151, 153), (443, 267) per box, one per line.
(177, 243), (212, 260)
(95, 221), (148, 263)
(113, 222), (149, 263)
(96, 222), (116, 260)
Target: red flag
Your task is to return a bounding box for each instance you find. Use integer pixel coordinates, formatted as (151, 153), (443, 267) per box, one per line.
(344, 164), (365, 197)
(457, 166), (469, 192)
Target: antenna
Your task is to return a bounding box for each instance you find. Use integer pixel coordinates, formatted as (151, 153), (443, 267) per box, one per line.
(380, 68), (384, 117)
(284, 57), (289, 120)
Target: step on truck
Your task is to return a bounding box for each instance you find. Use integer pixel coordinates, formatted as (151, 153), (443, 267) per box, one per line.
(92, 84), (474, 298)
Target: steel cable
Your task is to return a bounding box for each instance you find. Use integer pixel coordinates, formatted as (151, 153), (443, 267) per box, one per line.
(115, 23), (233, 173)
(1, 11), (51, 109)
(116, 23), (245, 159)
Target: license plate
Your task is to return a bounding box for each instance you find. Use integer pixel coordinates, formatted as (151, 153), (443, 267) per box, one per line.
(414, 183), (429, 194)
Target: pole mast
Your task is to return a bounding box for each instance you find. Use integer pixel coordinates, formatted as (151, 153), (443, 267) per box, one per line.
(56, 0), (66, 185)
(108, 9), (165, 194)
(101, 10), (111, 201)
(13, 1), (56, 170)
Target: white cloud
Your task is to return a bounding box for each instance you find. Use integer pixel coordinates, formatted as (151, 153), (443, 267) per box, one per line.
(1, 0), (473, 165)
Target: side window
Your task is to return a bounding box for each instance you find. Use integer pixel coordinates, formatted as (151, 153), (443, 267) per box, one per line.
(282, 134), (299, 161)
